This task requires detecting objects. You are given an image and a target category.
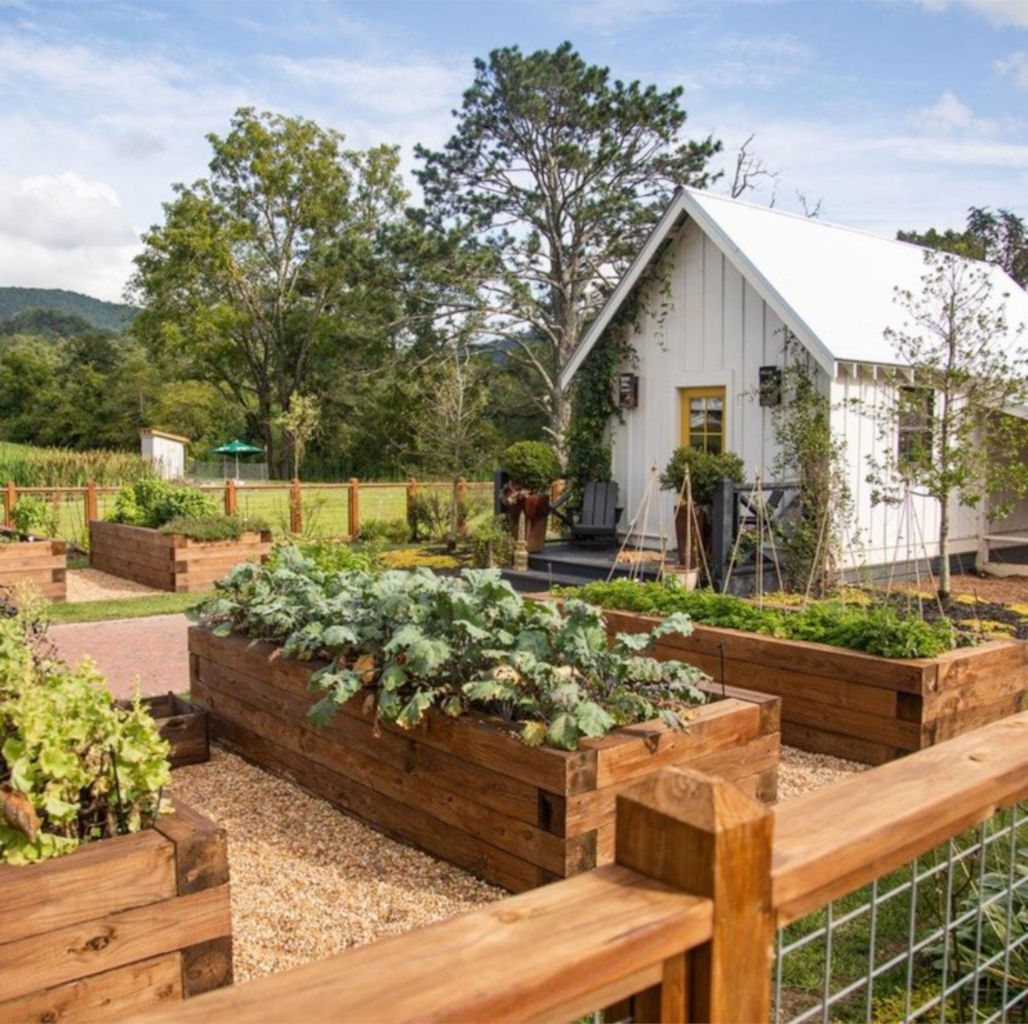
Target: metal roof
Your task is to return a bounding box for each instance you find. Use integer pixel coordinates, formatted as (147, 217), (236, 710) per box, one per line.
(561, 187), (1028, 388)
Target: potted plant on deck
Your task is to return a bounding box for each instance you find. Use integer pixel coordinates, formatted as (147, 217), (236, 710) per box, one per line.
(499, 441), (562, 554)
(660, 446), (744, 583)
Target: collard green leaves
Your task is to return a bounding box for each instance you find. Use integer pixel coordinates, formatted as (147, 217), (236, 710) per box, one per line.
(193, 550), (710, 750)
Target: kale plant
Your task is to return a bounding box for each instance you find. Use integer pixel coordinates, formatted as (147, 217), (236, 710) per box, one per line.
(194, 549), (709, 750)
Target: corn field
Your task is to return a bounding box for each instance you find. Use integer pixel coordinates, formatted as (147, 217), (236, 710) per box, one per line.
(0, 442), (151, 487)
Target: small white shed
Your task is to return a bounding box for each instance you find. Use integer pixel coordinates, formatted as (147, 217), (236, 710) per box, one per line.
(140, 428), (189, 480)
(561, 188), (1028, 575)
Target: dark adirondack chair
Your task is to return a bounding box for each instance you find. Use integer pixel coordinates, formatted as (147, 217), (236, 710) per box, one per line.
(552, 481), (621, 546)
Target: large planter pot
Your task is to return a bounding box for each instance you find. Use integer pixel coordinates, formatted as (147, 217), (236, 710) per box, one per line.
(521, 493), (550, 553)
(597, 606), (1028, 765)
(0, 537), (66, 601)
(90, 521), (271, 593)
(189, 627), (780, 893)
(0, 801), (232, 1024)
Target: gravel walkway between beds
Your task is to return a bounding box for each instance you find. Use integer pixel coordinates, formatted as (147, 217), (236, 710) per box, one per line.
(65, 567), (164, 602)
(777, 745), (867, 800)
(171, 742), (864, 982)
(171, 749), (503, 983)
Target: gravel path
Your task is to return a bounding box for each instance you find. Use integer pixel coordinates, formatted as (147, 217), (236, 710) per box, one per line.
(172, 749), (502, 983)
(171, 741), (862, 982)
(777, 746), (866, 800)
(65, 567), (163, 602)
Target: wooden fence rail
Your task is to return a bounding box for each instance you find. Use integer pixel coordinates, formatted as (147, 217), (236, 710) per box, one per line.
(132, 711), (1028, 1024)
(2, 477), (492, 542)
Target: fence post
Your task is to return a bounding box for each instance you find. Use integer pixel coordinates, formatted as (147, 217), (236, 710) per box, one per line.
(3, 482), (14, 527)
(85, 480), (98, 524)
(454, 476), (468, 537)
(406, 476), (418, 541)
(289, 479), (302, 535)
(348, 478), (360, 539)
(224, 479), (237, 517)
(613, 768), (773, 1023)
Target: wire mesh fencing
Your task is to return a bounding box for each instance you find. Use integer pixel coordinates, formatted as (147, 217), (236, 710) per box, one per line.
(774, 801), (1028, 1024)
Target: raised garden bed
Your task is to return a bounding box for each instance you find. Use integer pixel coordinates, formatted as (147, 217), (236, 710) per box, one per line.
(598, 606), (1028, 765)
(189, 626), (780, 893)
(0, 800), (231, 1024)
(120, 693), (209, 768)
(90, 520), (271, 593)
(0, 536), (66, 601)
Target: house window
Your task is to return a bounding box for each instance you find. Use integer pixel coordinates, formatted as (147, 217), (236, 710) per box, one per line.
(897, 386), (934, 466)
(680, 386), (726, 453)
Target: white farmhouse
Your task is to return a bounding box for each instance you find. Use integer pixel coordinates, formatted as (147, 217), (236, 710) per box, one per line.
(140, 428), (189, 480)
(560, 188), (1028, 576)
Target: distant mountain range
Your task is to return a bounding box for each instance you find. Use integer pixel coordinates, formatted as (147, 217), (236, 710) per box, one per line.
(0, 287), (136, 333)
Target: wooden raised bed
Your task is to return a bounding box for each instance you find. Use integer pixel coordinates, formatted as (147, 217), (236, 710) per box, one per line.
(118, 693), (210, 768)
(90, 521), (271, 593)
(0, 801), (232, 1024)
(0, 537), (66, 601)
(189, 626), (780, 893)
(598, 607), (1028, 765)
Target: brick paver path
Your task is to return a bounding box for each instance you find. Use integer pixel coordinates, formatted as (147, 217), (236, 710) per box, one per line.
(50, 614), (191, 699)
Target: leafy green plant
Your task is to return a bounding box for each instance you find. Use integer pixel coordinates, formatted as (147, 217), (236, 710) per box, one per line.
(10, 495), (58, 539)
(408, 490), (487, 542)
(553, 580), (962, 658)
(193, 552), (709, 749)
(0, 611), (171, 865)
(269, 539), (376, 574)
(109, 478), (217, 529)
(159, 514), (268, 541)
(659, 447), (744, 505)
(502, 441), (562, 494)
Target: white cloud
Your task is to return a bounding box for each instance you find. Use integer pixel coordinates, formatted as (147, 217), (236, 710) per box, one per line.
(996, 51), (1028, 89)
(550, 0), (677, 31)
(266, 56), (465, 118)
(0, 171), (136, 250)
(914, 0), (1028, 27)
(916, 90), (995, 134)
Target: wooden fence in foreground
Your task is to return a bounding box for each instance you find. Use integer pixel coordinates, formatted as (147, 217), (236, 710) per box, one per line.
(1, 477), (492, 546)
(133, 711), (1028, 1024)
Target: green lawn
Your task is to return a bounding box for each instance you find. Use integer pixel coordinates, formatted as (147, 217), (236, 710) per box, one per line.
(48, 591), (208, 624)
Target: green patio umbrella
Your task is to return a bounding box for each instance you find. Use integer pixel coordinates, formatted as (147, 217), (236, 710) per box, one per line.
(211, 439), (264, 480)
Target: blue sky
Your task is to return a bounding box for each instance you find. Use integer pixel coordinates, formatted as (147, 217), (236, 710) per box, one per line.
(1, 0), (1026, 301)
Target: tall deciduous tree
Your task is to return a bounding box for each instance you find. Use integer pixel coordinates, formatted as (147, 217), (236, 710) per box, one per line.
(129, 107), (411, 476)
(868, 251), (1028, 597)
(416, 42), (721, 457)
(899, 207), (1027, 288)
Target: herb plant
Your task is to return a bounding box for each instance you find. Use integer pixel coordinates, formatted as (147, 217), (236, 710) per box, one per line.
(552, 580), (962, 659)
(159, 514), (268, 541)
(0, 608), (171, 865)
(10, 495), (58, 539)
(193, 550), (709, 750)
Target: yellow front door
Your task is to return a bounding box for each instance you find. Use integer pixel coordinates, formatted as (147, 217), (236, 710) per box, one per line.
(679, 386), (726, 453)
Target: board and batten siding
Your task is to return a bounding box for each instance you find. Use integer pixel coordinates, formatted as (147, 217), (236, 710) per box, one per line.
(829, 368), (981, 570)
(611, 218), (791, 545)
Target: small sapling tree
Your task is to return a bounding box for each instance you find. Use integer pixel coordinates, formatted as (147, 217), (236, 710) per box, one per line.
(275, 392), (321, 480)
(869, 250), (1028, 598)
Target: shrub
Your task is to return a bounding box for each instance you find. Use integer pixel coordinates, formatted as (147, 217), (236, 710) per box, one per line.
(109, 478), (217, 529)
(10, 496), (57, 539)
(159, 514), (268, 541)
(659, 447), (745, 504)
(552, 580), (961, 658)
(0, 610), (171, 865)
(357, 517), (410, 543)
(502, 441), (562, 493)
(408, 490), (487, 542)
(194, 553), (709, 750)
(471, 515), (516, 568)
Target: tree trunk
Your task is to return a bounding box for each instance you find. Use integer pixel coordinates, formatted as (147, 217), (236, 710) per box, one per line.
(938, 491), (951, 599)
(549, 388), (571, 464)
